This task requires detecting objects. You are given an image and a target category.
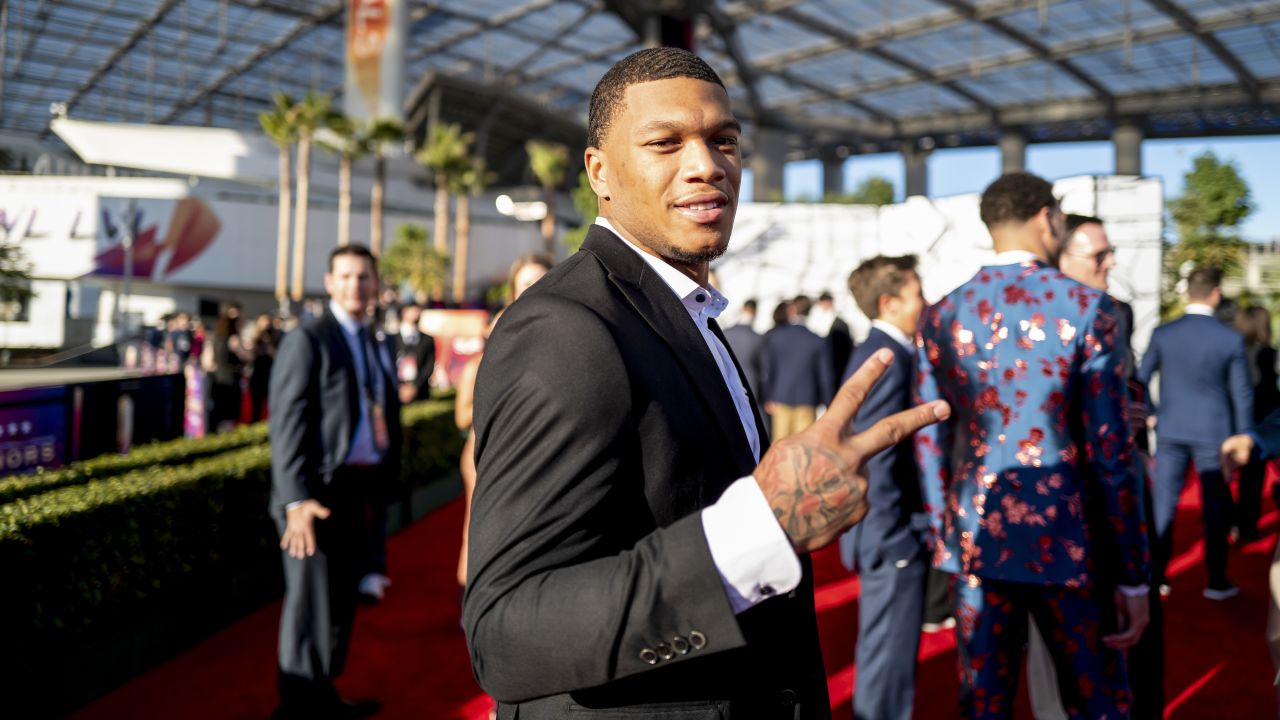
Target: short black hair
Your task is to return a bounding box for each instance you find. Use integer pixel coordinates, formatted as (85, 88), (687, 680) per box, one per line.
(742, 299), (757, 313)
(1066, 214), (1104, 235)
(588, 47), (725, 148)
(329, 243), (377, 273)
(1187, 266), (1223, 301)
(818, 291), (834, 303)
(979, 172), (1057, 229)
(792, 295), (812, 317)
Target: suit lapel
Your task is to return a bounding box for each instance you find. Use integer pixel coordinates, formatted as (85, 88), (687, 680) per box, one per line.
(321, 309), (362, 430)
(709, 318), (771, 453)
(583, 227), (758, 471)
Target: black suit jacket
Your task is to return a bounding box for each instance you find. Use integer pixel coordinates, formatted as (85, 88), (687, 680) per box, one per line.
(464, 226), (830, 719)
(393, 331), (436, 400)
(268, 308), (402, 513)
(838, 328), (926, 571)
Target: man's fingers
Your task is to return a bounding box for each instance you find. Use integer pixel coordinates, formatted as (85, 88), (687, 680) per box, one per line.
(849, 400), (951, 459)
(824, 349), (896, 431)
(1102, 626), (1142, 649)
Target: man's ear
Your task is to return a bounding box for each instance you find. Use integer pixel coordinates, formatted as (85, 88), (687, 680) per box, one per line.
(585, 147), (609, 201)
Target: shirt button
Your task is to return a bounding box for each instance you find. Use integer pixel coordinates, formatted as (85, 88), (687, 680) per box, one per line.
(695, 293), (706, 303)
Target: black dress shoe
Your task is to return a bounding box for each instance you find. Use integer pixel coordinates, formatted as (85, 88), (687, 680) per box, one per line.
(331, 696), (381, 719)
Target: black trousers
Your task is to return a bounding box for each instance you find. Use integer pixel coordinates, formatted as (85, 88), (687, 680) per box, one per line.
(275, 465), (381, 709)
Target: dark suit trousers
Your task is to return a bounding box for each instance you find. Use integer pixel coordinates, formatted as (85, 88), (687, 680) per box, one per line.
(854, 556), (925, 720)
(1236, 459), (1267, 540)
(1153, 440), (1231, 586)
(275, 465), (379, 707)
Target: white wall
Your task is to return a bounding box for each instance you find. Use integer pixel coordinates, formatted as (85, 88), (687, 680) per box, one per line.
(713, 175), (1164, 356)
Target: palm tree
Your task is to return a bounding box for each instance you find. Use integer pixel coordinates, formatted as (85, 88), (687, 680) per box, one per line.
(449, 157), (490, 305)
(365, 119), (404, 257)
(258, 92), (297, 305)
(381, 223), (449, 304)
(319, 114), (371, 248)
(526, 140), (569, 254)
(417, 123), (474, 301)
(289, 92), (337, 302)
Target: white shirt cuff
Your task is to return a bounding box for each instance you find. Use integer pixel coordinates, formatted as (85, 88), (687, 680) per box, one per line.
(701, 475), (802, 614)
(1119, 584), (1149, 597)
(285, 500), (305, 511)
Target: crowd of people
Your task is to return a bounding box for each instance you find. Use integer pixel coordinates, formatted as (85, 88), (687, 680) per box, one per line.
(251, 47), (1275, 720)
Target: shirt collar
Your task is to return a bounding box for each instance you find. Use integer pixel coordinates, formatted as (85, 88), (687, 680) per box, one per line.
(1184, 303), (1215, 317)
(990, 250), (1042, 266)
(329, 299), (364, 336)
(595, 217), (728, 321)
(871, 319), (914, 352)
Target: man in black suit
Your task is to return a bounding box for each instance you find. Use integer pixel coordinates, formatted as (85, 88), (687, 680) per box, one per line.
(812, 291), (855, 383)
(393, 302), (435, 404)
(722, 298), (766, 398)
(269, 244), (400, 719)
(463, 47), (949, 719)
(765, 297), (835, 440)
(836, 255), (927, 720)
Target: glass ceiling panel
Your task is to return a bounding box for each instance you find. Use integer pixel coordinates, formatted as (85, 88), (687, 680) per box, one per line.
(4, 0), (1280, 150)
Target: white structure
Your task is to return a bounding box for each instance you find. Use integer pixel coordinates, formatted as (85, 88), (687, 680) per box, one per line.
(1, 121), (549, 351)
(714, 175), (1164, 356)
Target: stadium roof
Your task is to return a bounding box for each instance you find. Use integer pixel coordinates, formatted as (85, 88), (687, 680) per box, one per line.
(3, 0), (1280, 169)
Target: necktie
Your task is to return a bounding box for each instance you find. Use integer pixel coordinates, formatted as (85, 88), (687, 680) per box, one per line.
(355, 326), (380, 400)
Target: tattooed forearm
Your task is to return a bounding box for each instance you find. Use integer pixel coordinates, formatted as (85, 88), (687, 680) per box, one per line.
(755, 441), (868, 552)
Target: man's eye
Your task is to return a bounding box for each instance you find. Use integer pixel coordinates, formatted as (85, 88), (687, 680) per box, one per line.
(716, 137), (739, 149)
(649, 139), (678, 148)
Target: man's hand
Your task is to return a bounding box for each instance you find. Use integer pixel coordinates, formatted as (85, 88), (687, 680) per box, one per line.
(1221, 433), (1255, 476)
(1103, 590), (1149, 650)
(1146, 415), (1158, 430)
(753, 348), (950, 554)
(280, 499), (331, 559)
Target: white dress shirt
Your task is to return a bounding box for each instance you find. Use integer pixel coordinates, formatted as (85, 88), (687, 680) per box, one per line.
(1183, 303), (1215, 317)
(871, 319), (914, 352)
(329, 300), (386, 467)
(595, 217), (801, 612)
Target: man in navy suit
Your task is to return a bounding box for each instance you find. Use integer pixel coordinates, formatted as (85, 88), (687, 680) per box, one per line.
(723, 298), (767, 399)
(837, 255), (927, 720)
(1138, 267), (1252, 600)
(764, 296), (835, 439)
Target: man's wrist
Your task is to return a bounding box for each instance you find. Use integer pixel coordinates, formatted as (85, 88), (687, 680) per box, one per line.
(701, 476), (801, 614)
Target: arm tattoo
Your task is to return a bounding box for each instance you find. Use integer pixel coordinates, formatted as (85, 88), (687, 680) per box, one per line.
(756, 443), (867, 544)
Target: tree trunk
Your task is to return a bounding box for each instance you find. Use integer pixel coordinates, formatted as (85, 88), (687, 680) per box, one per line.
(371, 153), (385, 256)
(274, 146), (292, 304)
(541, 183), (556, 255)
(338, 154), (351, 248)
(290, 132), (311, 302)
(453, 193), (470, 305)
(433, 177), (449, 303)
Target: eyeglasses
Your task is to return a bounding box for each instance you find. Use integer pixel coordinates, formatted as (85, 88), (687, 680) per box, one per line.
(1063, 247), (1115, 266)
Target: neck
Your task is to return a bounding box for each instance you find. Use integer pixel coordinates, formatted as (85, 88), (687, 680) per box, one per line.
(601, 214), (709, 286)
(991, 232), (1049, 263)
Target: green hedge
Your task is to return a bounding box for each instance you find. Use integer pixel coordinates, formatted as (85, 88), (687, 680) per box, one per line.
(0, 423), (269, 505)
(1, 397), (462, 647)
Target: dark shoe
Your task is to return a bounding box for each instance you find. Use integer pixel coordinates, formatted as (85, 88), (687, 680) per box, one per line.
(1203, 582), (1240, 601)
(332, 696), (381, 719)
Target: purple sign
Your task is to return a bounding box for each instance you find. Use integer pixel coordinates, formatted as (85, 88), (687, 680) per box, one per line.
(0, 387), (66, 476)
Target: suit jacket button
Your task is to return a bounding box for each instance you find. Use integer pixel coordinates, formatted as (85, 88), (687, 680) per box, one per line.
(655, 642), (674, 660)
(895, 558), (910, 569)
(759, 583), (776, 597)
(671, 635), (690, 654)
(639, 648), (659, 665)
(779, 689), (797, 706)
(688, 630), (707, 650)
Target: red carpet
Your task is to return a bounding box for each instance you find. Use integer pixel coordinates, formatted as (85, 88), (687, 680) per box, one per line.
(74, 478), (1276, 719)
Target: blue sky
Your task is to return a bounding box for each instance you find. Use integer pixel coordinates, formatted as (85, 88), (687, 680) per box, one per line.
(746, 136), (1280, 243)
